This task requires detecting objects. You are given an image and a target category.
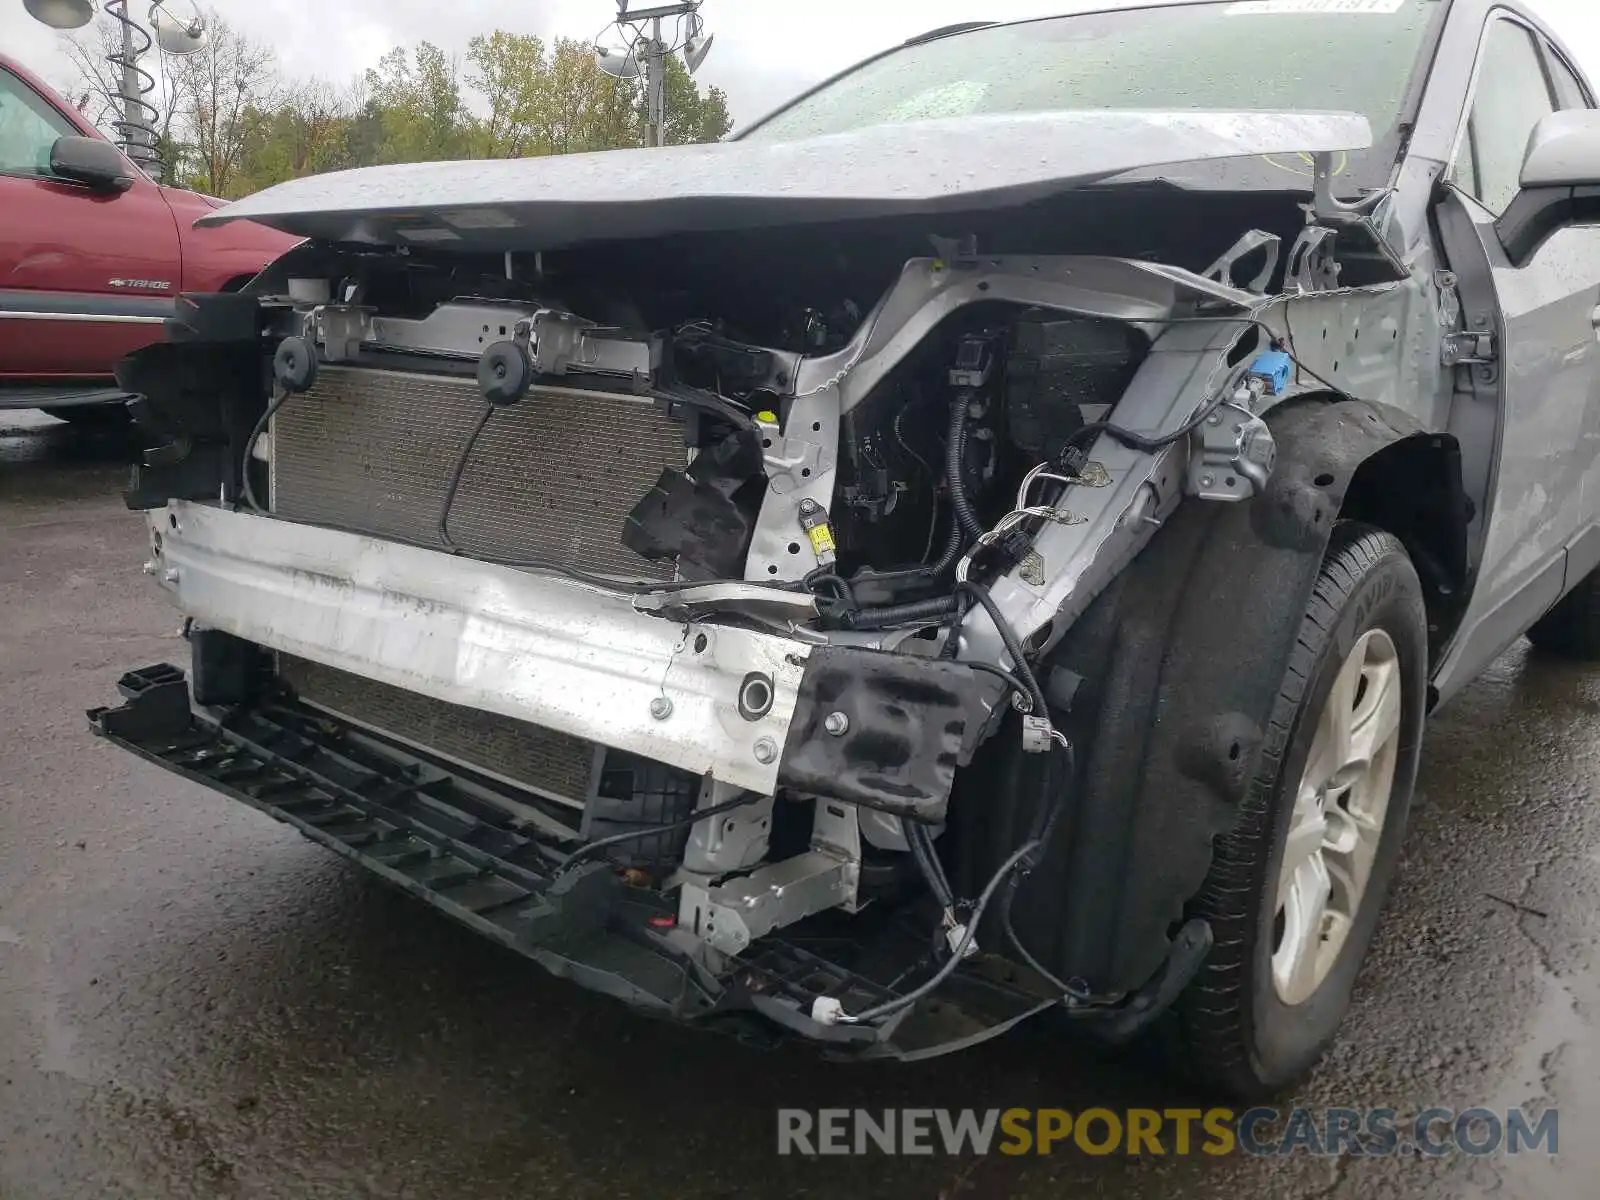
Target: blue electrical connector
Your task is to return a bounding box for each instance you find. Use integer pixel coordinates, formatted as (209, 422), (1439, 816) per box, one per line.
(1246, 349), (1294, 396)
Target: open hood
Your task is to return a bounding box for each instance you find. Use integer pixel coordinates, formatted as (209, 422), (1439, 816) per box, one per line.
(198, 109), (1371, 252)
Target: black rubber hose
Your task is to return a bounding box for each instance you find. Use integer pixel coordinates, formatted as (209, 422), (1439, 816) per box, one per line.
(846, 595), (961, 630)
(945, 392), (985, 539)
(953, 581), (1049, 717)
(238, 391), (293, 514)
(437, 405), (496, 553)
(906, 822), (955, 911)
(555, 790), (763, 876)
(838, 836), (1041, 1025)
(927, 514), (966, 577)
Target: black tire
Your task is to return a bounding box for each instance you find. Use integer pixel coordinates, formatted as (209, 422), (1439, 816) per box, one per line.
(1527, 569), (1600, 660)
(1171, 523), (1428, 1098)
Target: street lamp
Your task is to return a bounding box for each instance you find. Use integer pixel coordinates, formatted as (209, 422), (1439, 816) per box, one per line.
(595, 1), (715, 147)
(22, 0), (208, 171)
(23, 0), (94, 27)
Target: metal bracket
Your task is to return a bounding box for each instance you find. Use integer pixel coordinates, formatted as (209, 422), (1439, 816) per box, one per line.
(1202, 230), (1280, 293)
(681, 780), (774, 875)
(1310, 151), (1391, 226)
(677, 800), (861, 956)
(1284, 226), (1341, 294)
(1072, 461), (1113, 488)
(310, 304), (374, 362)
(1434, 269), (1462, 330)
(1441, 330), (1497, 367)
(1188, 389), (1277, 501)
(515, 310), (661, 387)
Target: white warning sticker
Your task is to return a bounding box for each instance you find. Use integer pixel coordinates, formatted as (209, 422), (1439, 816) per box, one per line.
(1226, 0), (1405, 13)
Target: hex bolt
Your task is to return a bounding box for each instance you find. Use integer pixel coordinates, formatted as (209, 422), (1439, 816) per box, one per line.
(162, 567), (180, 584)
(824, 712), (850, 737)
(1200, 474), (1215, 488)
(1206, 413), (1223, 426)
(649, 696), (674, 721)
(753, 737), (778, 765)
(142, 560), (157, 576)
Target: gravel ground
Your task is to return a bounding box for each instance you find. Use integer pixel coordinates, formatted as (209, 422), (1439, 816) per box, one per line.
(2, 410), (1597, 1199)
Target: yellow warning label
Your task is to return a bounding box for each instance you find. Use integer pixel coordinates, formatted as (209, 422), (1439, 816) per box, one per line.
(807, 525), (837, 556)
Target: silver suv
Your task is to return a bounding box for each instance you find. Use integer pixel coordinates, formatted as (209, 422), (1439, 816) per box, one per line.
(94, 0), (1600, 1097)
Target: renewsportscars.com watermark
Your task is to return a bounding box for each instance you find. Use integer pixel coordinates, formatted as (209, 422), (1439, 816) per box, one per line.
(776, 1107), (1559, 1158)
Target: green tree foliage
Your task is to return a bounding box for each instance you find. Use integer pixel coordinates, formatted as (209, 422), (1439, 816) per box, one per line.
(362, 43), (473, 164)
(61, 7), (735, 200)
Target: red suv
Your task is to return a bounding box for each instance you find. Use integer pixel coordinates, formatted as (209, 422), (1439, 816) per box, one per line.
(0, 53), (297, 422)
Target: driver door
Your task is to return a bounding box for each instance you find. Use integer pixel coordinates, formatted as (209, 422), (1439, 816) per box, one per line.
(0, 65), (179, 381)
(1432, 14), (1600, 691)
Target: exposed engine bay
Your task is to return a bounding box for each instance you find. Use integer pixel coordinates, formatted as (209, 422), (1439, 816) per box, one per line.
(98, 165), (1415, 1056)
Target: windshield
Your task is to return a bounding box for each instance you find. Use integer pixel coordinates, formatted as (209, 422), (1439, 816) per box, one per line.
(743, 0), (1441, 147)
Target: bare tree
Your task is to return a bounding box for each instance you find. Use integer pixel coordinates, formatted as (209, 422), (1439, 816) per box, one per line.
(59, 13), (190, 178)
(165, 12), (281, 194)
(57, 7), (279, 192)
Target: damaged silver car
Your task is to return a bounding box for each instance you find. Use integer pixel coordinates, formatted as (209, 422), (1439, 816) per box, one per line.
(93, 0), (1600, 1096)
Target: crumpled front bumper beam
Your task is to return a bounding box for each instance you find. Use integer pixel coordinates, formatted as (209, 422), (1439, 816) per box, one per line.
(147, 501), (809, 796)
(144, 501), (1005, 822)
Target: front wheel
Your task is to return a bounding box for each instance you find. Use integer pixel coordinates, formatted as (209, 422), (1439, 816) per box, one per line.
(1172, 524), (1428, 1098)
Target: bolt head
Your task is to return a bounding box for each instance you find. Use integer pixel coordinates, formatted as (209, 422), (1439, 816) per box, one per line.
(142, 560), (157, 576)
(162, 567), (180, 584)
(1206, 413), (1223, 426)
(824, 711), (850, 737)
(649, 696), (674, 721)
(753, 737), (778, 765)
(1200, 474), (1215, 488)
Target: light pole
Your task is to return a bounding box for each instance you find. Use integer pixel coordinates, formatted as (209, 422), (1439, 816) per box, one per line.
(22, 0), (207, 172)
(594, 0), (714, 148)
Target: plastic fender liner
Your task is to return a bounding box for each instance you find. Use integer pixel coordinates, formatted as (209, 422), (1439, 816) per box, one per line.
(958, 396), (1427, 999)
(778, 646), (1007, 821)
(115, 338), (263, 510)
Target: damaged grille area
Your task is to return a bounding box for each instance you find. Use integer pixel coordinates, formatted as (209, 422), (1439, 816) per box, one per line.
(270, 365), (686, 579)
(279, 654), (597, 805)
(264, 364), (709, 808)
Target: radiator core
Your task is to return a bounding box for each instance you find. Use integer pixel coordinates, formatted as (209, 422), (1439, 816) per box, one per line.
(270, 364), (684, 578)
(268, 363), (686, 801)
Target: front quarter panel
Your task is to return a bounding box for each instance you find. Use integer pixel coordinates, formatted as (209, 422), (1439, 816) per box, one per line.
(163, 189), (302, 292)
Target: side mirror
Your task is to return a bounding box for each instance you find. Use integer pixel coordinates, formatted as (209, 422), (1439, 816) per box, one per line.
(1496, 109), (1600, 267)
(48, 135), (136, 193)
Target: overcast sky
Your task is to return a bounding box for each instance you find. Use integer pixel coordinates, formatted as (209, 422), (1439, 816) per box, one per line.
(6, 0), (1600, 130)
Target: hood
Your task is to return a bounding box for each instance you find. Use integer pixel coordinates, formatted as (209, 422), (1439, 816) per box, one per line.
(197, 109), (1371, 253)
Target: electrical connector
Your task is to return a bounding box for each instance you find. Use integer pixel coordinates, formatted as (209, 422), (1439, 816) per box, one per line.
(949, 332), (1001, 388)
(985, 524), (1037, 576)
(797, 498), (838, 568)
(811, 996), (847, 1025)
(1246, 349), (1294, 396)
(1055, 442), (1091, 478)
(944, 921), (979, 959)
(1021, 715), (1055, 754)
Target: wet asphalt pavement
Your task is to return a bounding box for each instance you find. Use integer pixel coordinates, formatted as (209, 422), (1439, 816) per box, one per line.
(2, 411), (1599, 1199)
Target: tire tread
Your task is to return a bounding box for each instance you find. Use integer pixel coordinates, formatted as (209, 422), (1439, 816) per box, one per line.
(1171, 524), (1414, 1096)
